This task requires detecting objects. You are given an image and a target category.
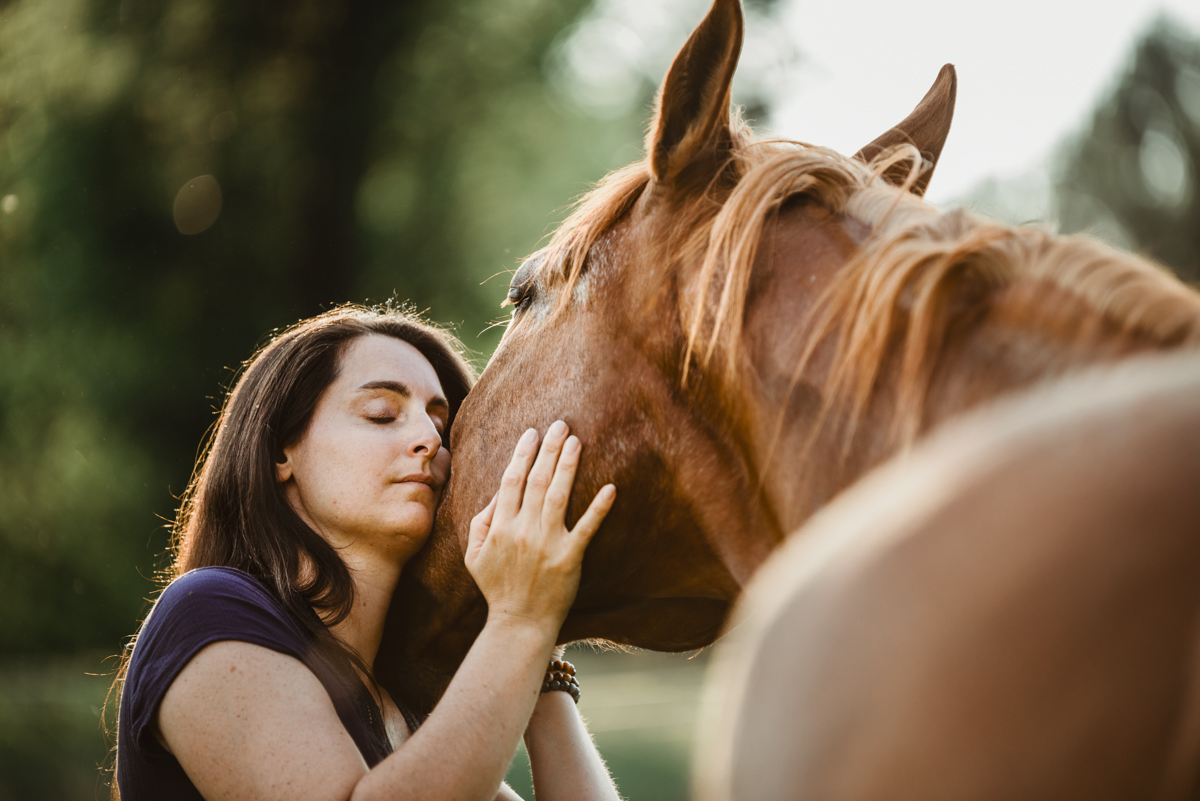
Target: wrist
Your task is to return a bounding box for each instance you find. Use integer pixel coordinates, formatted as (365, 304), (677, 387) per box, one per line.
(526, 686), (577, 737)
(483, 611), (560, 650)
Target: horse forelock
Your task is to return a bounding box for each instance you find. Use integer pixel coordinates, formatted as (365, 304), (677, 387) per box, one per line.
(538, 162), (652, 305)
(531, 120), (1200, 457)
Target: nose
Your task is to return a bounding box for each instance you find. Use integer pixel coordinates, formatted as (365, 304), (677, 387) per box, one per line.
(408, 414), (443, 460)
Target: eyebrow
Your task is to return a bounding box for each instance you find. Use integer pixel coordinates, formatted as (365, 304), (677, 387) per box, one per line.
(358, 380), (450, 412)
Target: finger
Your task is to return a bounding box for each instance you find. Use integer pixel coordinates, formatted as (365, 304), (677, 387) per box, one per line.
(520, 420), (570, 517)
(569, 484), (616, 544)
(482, 491), (499, 523)
(467, 493), (499, 554)
(472, 492), (498, 533)
(496, 428), (539, 521)
(542, 434), (581, 529)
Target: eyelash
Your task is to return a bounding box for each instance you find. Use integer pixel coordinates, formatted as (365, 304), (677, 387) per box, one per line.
(506, 283), (534, 312)
(367, 414), (447, 435)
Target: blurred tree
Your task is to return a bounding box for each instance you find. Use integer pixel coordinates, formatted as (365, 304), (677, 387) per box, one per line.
(0, 0), (789, 796)
(1056, 16), (1200, 281)
(0, 0), (639, 663)
(0, 0), (790, 663)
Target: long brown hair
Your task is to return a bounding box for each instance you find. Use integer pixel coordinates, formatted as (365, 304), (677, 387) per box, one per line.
(108, 303), (475, 795)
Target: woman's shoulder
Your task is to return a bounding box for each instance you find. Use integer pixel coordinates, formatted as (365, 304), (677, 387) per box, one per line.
(127, 567), (312, 702)
(121, 567), (316, 759)
(154, 566), (279, 613)
(140, 567), (304, 651)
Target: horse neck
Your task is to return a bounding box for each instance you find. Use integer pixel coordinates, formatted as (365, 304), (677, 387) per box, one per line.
(727, 205), (1188, 548)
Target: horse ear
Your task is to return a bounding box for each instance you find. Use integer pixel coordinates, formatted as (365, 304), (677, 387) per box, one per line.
(855, 64), (957, 197)
(646, 0), (744, 185)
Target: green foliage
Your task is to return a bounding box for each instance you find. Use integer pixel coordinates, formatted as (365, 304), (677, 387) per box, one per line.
(0, 654), (112, 801)
(0, 0), (645, 661)
(0, 0), (649, 795)
(1056, 17), (1200, 281)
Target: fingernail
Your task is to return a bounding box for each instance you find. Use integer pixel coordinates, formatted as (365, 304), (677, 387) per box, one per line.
(521, 428), (537, 445)
(550, 420), (568, 436)
(564, 435), (580, 453)
(603, 484), (616, 499)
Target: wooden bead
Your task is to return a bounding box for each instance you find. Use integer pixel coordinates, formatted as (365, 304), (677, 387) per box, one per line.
(540, 659), (581, 703)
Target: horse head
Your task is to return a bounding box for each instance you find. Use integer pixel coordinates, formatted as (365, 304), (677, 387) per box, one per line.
(378, 0), (960, 715)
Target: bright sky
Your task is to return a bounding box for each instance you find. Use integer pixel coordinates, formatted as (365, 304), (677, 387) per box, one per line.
(766, 0), (1200, 204)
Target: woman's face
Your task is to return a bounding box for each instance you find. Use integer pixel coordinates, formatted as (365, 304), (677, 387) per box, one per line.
(276, 334), (451, 563)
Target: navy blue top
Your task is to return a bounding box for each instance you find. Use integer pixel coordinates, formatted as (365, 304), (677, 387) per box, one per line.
(117, 567), (392, 800)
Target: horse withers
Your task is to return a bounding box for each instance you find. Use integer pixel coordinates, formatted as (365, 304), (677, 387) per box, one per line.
(376, 0), (1200, 717)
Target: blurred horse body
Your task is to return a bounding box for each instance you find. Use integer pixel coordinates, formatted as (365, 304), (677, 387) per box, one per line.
(697, 351), (1200, 800)
(377, 0), (1200, 715)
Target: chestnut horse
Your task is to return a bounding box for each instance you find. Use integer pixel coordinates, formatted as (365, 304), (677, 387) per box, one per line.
(697, 351), (1200, 800)
(376, 0), (1200, 716)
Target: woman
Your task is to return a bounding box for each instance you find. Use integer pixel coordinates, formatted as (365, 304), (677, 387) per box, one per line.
(112, 305), (621, 800)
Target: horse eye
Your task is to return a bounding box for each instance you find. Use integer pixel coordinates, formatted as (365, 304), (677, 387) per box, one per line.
(507, 283), (534, 310)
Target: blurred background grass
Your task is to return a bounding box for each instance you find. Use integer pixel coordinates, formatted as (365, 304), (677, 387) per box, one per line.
(505, 647), (710, 801)
(0, 0), (1198, 797)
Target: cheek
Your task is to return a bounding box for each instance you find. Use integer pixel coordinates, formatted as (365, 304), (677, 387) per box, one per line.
(293, 426), (383, 496)
(292, 444), (348, 510)
(433, 449), (451, 484)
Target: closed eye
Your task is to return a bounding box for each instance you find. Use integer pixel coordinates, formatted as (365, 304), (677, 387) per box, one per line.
(367, 415), (396, 424)
(504, 252), (543, 313)
(504, 282), (534, 312)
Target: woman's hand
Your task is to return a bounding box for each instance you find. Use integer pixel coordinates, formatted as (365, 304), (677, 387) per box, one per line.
(465, 420), (615, 633)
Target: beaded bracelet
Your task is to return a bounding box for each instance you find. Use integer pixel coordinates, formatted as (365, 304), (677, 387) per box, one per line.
(540, 658), (581, 704)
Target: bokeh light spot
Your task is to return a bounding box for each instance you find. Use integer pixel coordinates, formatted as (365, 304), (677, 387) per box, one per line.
(209, 111), (238, 141)
(1, 194), (18, 214)
(1176, 66), (1200, 127)
(1139, 127), (1192, 208)
(173, 175), (223, 235)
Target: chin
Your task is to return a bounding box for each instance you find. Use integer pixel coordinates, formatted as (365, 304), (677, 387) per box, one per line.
(386, 506), (435, 542)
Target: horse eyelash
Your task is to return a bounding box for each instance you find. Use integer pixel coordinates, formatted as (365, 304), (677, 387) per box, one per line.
(501, 288), (522, 309)
(503, 285), (534, 311)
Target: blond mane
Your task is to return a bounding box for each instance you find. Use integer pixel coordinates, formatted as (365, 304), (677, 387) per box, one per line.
(536, 120), (1200, 452)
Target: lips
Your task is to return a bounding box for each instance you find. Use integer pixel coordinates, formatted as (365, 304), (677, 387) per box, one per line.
(397, 473), (439, 491)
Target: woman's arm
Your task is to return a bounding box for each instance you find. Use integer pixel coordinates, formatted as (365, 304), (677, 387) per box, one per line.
(158, 620), (557, 801)
(353, 613), (557, 801)
(158, 620), (558, 801)
(158, 639), (373, 801)
(524, 690), (621, 801)
(158, 422), (614, 801)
